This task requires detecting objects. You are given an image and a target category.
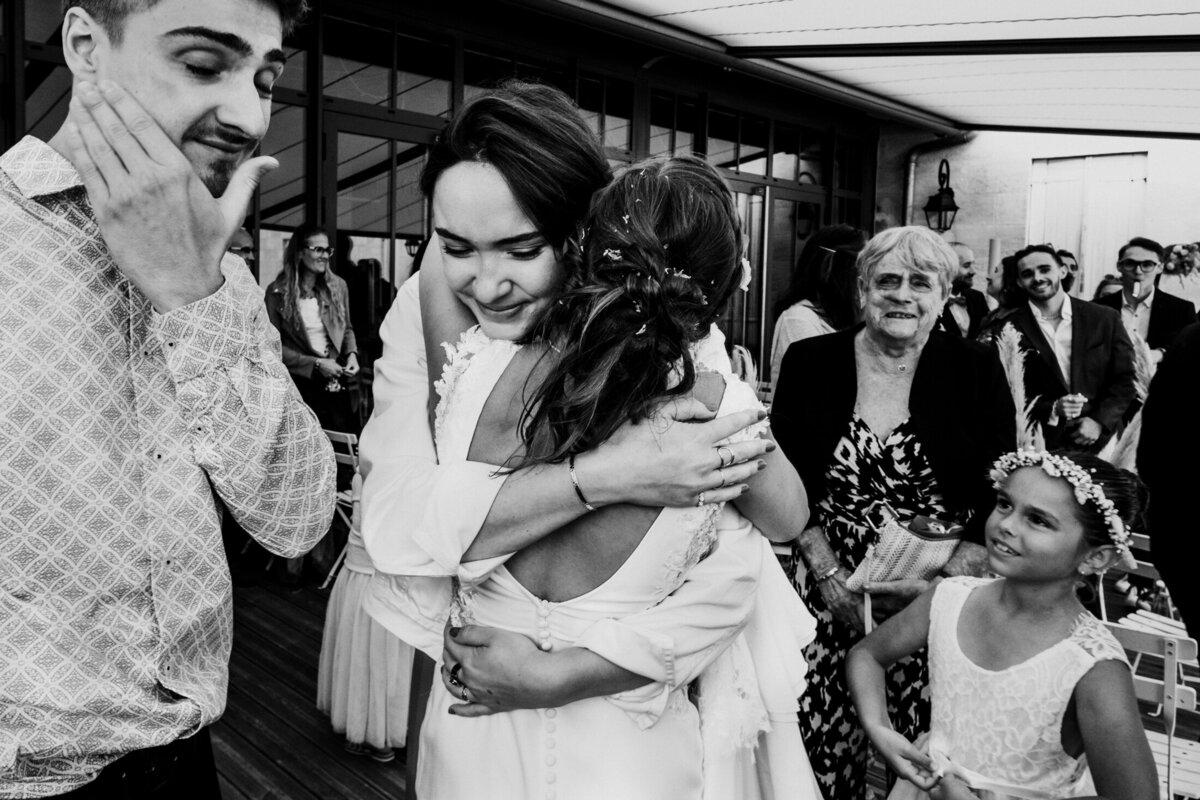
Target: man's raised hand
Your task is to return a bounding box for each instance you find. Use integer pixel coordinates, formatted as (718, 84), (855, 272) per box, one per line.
(63, 80), (276, 312)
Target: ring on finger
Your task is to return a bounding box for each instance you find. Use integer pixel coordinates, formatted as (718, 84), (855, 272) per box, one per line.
(449, 662), (464, 684)
(460, 683), (472, 702)
(717, 467), (729, 488)
(696, 491), (706, 507)
(716, 445), (735, 469)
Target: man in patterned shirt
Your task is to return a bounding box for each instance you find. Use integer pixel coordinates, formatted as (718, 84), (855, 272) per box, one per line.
(0, 1), (335, 797)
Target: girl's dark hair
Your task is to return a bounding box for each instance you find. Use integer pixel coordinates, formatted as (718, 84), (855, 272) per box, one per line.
(1049, 450), (1143, 549)
(772, 224), (865, 330)
(519, 155), (743, 464)
(273, 222), (346, 332)
(419, 79), (612, 251)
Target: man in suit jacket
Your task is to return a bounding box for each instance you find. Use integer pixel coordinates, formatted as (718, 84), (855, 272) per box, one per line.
(1095, 236), (1197, 361)
(936, 242), (990, 339)
(998, 244), (1136, 452)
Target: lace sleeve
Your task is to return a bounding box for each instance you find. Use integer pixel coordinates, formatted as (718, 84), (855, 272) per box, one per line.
(1074, 616), (1131, 668)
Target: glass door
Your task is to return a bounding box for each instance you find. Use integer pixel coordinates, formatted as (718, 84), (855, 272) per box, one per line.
(319, 112), (435, 373)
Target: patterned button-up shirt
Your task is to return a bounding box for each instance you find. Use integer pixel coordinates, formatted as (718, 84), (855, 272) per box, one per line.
(0, 137), (336, 798)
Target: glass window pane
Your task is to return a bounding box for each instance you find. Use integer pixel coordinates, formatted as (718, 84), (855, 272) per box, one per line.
(740, 114), (768, 176)
(577, 76), (603, 138)
(772, 125), (799, 183)
(397, 32), (452, 116)
(274, 47), (307, 93)
(464, 48), (514, 100)
(604, 79), (633, 152)
(707, 108), (737, 172)
(675, 100), (696, 156)
(799, 128), (825, 186)
(25, 1), (60, 44)
(649, 92), (674, 159)
(717, 190), (764, 369)
(24, 63), (70, 142)
(835, 139), (863, 191)
(323, 17), (391, 107)
(836, 196), (863, 228)
(259, 104), (307, 237)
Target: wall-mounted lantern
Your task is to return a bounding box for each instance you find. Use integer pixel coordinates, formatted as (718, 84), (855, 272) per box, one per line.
(922, 159), (960, 233)
(405, 238), (423, 258)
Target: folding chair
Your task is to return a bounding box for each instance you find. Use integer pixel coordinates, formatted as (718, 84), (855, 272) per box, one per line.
(318, 429), (362, 590)
(1106, 622), (1200, 799)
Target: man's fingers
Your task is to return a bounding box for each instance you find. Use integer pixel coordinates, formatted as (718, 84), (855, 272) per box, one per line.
(703, 408), (766, 444)
(62, 119), (109, 203)
(221, 156), (278, 228)
(74, 81), (150, 173)
(96, 80), (180, 165)
(68, 97), (125, 193)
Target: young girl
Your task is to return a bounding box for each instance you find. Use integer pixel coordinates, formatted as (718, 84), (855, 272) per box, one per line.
(847, 450), (1158, 799)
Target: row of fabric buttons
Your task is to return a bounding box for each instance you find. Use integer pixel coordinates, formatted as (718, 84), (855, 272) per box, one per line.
(536, 599), (552, 652)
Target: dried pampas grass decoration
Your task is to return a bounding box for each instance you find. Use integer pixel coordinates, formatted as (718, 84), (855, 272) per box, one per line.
(995, 324), (1045, 450)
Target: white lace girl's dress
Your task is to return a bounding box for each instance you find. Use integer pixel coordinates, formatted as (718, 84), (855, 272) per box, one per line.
(417, 328), (821, 800)
(890, 576), (1130, 800)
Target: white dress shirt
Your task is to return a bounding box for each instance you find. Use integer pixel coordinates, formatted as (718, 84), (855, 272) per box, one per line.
(1029, 291), (1073, 387)
(1120, 286), (1154, 345)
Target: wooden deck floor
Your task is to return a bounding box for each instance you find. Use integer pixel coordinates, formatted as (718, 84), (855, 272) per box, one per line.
(212, 579), (407, 800)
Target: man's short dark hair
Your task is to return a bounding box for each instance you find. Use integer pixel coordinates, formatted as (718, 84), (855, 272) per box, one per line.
(1056, 248), (1076, 262)
(1013, 243), (1062, 267)
(1118, 236), (1164, 262)
(63, 0), (308, 41)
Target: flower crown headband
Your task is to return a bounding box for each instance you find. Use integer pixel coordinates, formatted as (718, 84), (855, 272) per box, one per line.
(989, 450), (1137, 570)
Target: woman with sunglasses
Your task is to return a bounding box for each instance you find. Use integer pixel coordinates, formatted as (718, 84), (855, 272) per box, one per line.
(266, 223), (361, 435)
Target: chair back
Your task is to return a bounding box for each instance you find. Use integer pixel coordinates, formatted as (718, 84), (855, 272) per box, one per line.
(1106, 622), (1198, 799)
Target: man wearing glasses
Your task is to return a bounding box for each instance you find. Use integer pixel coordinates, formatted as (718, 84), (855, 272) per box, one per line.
(1096, 236), (1197, 363)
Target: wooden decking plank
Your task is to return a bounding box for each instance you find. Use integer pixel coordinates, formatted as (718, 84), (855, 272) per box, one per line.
(212, 721), (316, 800)
(225, 644), (407, 799)
(217, 772), (251, 800)
(230, 605), (321, 695)
(236, 585), (327, 646)
(221, 681), (389, 800)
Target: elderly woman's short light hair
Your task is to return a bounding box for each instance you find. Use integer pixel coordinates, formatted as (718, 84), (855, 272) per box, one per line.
(856, 226), (957, 300)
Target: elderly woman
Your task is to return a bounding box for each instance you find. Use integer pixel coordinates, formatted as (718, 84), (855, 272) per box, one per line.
(770, 226), (1015, 798)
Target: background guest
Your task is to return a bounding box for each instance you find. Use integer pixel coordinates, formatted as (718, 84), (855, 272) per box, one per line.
(227, 226), (257, 271)
(1095, 236), (1197, 363)
(1057, 248), (1080, 294)
(771, 225), (1014, 797)
(1137, 321), (1200, 632)
(993, 244), (1135, 454)
(936, 241), (990, 339)
(768, 224), (865, 382)
(266, 223), (361, 435)
(1092, 274), (1125, 301)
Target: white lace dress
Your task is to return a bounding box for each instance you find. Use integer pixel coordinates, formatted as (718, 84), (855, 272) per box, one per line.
(890, 576), (1130, 800)
(416, 328), (821, 800)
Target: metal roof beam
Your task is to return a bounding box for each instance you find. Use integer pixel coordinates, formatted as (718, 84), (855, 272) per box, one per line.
(727, 35), (1200, 59)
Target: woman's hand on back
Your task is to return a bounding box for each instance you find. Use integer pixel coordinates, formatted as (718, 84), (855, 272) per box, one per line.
(573, 397), (769, 509)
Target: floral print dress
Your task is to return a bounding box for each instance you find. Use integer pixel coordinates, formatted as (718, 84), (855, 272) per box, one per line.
(795, 413), (951, 799)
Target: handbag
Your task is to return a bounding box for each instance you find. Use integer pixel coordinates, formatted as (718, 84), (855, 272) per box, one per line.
(844, 503), (963, 632)
(844, 503), (964, 593)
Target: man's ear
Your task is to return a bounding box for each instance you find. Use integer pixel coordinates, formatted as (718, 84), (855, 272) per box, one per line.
(61, 8), (109, 79)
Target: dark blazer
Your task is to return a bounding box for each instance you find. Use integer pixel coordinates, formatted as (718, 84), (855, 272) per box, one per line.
(264, 274), (357, 380)
(1137, 321), (1200, 628)
(1095, 287), (1197, 351)
(771, 326), (1016, 543)
(935, 288), (989, 340)
(1005, 296), (1135, 450)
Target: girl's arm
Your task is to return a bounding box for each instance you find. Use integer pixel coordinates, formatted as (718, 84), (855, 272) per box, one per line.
(847, 586), (939, 790)
(1074, 661), (1159, 800)
(730, 431), (809, 542)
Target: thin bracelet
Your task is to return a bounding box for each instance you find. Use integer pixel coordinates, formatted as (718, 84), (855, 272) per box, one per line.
(813, 564), (840, 584)
(568, 454), (596, 512)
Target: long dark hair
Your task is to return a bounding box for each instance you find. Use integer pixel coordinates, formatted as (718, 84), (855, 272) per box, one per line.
(519, 156), (743, 464)
(420, 79), (611, 252)
(1048, 451), (1142, 549)
(274, 222), (346, 332)
(772, 224), (865, 330)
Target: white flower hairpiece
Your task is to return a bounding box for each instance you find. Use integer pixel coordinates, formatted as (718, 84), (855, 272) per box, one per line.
(989, 450), (1136, 569)
(603, 248), (623, 262)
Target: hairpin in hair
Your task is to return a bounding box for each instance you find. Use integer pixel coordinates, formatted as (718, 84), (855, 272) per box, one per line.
(603, 248), (623, 262)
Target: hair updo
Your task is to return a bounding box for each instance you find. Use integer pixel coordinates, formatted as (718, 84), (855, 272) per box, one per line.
(520, 155), (743, 463)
